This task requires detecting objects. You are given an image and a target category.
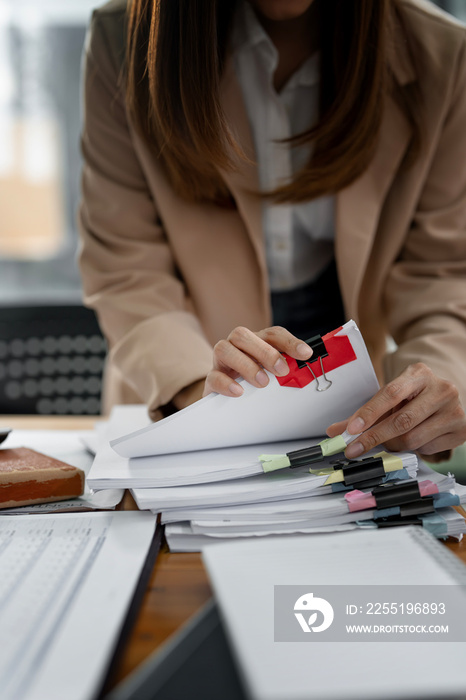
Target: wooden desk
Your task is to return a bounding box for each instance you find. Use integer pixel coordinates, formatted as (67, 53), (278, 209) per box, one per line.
(3, 415), (466, 691)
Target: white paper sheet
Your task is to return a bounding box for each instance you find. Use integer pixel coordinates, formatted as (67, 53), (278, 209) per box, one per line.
(0, 511), (157, 700)
(111, 321), (379, 458)
(132, 466), (331, 511)
(164, 521), (357, 552)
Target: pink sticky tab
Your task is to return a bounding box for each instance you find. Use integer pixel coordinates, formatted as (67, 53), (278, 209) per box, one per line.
(419, 480), (439, 497)
(345, 489), (376, 513)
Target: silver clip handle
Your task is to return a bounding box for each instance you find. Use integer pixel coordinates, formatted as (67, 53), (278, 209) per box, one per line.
(307, 357), (332, 392)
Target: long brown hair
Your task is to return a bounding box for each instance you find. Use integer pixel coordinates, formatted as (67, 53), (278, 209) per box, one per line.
(126, 0), (418, 204)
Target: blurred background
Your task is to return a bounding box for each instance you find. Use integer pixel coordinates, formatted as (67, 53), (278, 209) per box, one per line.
(0, 0), (99, 300)
(0, 0), (464, 414)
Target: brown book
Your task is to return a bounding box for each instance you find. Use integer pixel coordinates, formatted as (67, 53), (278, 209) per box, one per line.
(0, 447), (85, 509)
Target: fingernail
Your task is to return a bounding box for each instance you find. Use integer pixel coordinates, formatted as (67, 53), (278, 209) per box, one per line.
(296, 343), (312, 359)
(255, 370), (269, 387)
(345, 441), (364, 458)
(273, 357), (289, 376)
(229, 382), (244, 396)
(347, 417), (365, 434)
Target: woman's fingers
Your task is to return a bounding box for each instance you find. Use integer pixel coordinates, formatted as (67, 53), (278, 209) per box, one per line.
(226, 326), (311, 375)
(255, 326), (313, 363)
(203, 369), (245, 397)
(326, 419), (348, 437)
(335, 363), (466, 459)
(214, 339), (272, 386)
(204, 325), (313, 397)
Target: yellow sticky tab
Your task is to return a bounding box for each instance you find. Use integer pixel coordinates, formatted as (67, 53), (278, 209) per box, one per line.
(259, 454), (291, 473)
(323, 469), (344, 485)
(375, 451), (403, 473)
(320, 435), (347, 457)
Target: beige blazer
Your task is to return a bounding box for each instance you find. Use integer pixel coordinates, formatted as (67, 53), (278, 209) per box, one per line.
(79, 0), (466, 417)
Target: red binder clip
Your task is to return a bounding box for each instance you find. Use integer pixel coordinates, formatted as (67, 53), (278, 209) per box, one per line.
(277, 327), (357, 390)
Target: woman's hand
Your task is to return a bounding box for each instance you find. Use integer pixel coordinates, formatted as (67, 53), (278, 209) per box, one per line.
(203, 326), (313, 397)
(327, 362), (466, 461)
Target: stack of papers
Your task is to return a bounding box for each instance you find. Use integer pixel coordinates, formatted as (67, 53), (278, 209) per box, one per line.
(86, 321), (466, 551)
(160, 464), (466, 551)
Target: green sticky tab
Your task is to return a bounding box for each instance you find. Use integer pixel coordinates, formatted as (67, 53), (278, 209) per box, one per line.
(320, 434), (347, 457)
(259, 454), (291, 473)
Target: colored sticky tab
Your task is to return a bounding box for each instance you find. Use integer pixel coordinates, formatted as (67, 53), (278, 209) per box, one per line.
(346, 480), (438, 513)
(373, 451), (403, 472)
(356, 520), (378, 529)
(323, 469), (345, 486)
(420, 512), (448, 537)
(331, 483), (352, 493)
(320, 435), (347, 457)
(373, 506), (401, 519)
(259, 454), (291, 473)
(385, 468), (409, 482)
(419, 480), (439, 497)
(277, 328), (357, 388)
(345, 490), (376, 512)
(433, 492), (460, 508)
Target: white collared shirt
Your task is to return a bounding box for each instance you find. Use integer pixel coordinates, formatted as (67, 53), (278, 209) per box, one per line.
(231, 1), (334, 291)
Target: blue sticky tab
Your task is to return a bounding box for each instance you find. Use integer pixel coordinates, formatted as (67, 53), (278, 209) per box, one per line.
(384, 468), (410, 482)
(373, 506), (400, 520)
(433, 493), (460, 508)
(420, 512), (447, 537)
(331, 483), (352, 493)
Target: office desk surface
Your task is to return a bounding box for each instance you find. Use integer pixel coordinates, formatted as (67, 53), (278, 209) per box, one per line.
(2, 415), (466, 691)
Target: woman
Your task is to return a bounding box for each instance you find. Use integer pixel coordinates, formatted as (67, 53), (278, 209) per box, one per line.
(79, 0), (466, 459)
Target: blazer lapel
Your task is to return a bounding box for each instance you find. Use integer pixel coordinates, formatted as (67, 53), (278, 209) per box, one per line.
(335, 94), (413, 318)
(336, 14), (417, 318)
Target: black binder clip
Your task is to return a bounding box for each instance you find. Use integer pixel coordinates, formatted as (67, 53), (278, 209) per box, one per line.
(375, 515), (424, 528)
(296, 335), (332, 392)
(372, 481), (435, 517)
(287, 444), (326, 468)
(372, 481), (421, 508)
(334, 455), (386, 487)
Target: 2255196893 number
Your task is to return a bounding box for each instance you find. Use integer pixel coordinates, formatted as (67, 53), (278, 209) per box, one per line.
(364, 602), (446, 615)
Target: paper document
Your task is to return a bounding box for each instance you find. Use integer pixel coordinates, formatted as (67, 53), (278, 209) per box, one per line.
(203, 528), (466, 700)
(0, 511), (157, 700)
(111, 320), (379, 458)
(165, 521), (357, 552)
(89, 436), (322, 489)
